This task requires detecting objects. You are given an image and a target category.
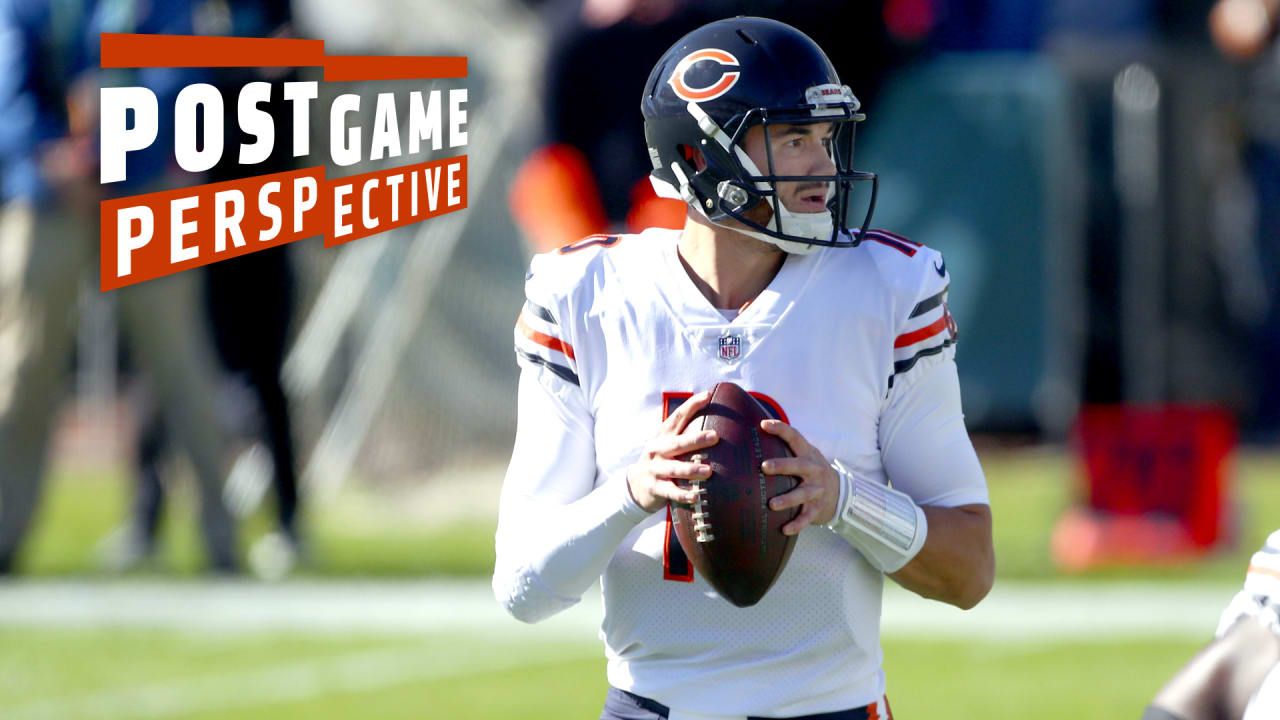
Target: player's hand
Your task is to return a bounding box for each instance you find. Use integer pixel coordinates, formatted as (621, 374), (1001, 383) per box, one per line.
(760, 419), (840, 535)
(626, 391), (719, 513)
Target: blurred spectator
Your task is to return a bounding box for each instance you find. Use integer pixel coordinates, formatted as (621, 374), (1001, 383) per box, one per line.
(1210, 0), (1280, 437)
(0, 0), (237, 574)
(910, 0), (1047, 51)
(203, 1), (302, 572)
(104, 0), (304, 577)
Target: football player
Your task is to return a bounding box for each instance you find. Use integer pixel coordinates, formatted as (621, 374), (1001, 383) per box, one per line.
(1144, 531), (1280, 720)
(493, 17), (994, 720)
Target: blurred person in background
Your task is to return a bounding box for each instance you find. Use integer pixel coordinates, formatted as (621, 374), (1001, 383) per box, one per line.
(1209, 0), (1280, 438)
(0, 0), (238, 574)
(201, 0), (301, 574)
(1144, 531), (1280, 720)
(104, 0), (304, 578)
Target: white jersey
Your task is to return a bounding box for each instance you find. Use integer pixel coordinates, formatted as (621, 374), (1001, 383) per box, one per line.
(1221, 530), (1280, 720)
(494, 227), (988, 717)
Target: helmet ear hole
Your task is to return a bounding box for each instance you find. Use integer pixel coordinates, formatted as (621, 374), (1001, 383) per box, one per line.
(678, 144), (707, 172)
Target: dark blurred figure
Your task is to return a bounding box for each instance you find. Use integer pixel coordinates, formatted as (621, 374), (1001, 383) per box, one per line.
(511, 0), (903, 252)
(1210, 0), (1280, 438)
(0, 0), (237, 574)
(1038, 0), (1230, 411)
(905, 0), (1047, 50)
(114, 0), (303, 576)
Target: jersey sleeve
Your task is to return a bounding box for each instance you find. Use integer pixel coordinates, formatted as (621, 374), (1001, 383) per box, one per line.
(878, 246), (988, 508)
(888, 246), (957, 393)
(493, 251), (650, 623)
(513, 252), (581, 389)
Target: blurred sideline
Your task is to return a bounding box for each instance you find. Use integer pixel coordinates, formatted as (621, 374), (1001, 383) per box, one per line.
(0, 578), (1234, 641)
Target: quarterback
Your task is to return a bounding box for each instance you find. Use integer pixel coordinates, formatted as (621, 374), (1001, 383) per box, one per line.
(494, 17), (994, 720)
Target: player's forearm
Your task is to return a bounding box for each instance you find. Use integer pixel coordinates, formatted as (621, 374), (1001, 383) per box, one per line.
(528, 477), (650, 594)
(493, 477), (649, 622)
(888, 504), (993, 609)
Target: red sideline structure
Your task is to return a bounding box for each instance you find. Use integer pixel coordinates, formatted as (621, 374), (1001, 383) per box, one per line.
(1051, 405), (1236, 571)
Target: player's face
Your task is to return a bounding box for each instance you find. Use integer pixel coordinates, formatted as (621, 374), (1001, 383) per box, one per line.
(742, 122), (837, 215)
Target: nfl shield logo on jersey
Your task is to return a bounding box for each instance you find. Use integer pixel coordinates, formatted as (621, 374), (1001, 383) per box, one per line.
(718, 334), (742, 362)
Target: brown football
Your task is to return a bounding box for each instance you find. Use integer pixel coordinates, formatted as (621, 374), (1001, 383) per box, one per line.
(672, 382), (800, 607)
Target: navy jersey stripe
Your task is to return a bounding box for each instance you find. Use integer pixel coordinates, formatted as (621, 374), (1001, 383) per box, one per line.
(523, 300), (557, 325)
(892, 337), (956, 376)
(559, 234), (620, 254)
(908, 285), (949, 319)
(861, 231), (918, 257)
(870, 227), (922, 246)
(516, 349), (580, 386)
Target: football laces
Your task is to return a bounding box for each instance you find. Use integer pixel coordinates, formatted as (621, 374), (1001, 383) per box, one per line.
(689, 454), (714, 543)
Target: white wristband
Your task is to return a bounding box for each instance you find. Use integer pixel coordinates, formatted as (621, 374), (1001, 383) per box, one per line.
(825, 460), (928, 573)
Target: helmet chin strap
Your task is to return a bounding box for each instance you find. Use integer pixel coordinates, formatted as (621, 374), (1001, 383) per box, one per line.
(661, 162), (828, 256)
(727, 148), (832, 255)
(677, 101), (834, 255)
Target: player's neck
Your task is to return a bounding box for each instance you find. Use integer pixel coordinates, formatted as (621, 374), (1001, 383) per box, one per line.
(677, 214), (786, 312)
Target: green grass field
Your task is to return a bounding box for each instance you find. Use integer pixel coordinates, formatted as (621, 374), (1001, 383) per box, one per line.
(0, 626), (1208, 720)
(3, 447), (1278, 719)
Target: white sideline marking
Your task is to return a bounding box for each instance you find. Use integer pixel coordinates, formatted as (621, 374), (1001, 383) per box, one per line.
(882, 581), (1229, 641)
(0, 578), (1235, 641)
(0, 579), (1236, 718)
(0, 578), (600, 639)
(1, 641), (593, 720)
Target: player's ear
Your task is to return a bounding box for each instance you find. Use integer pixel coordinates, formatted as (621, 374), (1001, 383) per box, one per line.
(678, 144), (707, 172)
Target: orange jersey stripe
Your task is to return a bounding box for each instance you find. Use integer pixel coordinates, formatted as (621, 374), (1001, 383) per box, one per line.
(894, 313), (949, 348)
(866, 696), (894, 720)
(517, 313), (576, 361)
(1248, 563), (1280, 582)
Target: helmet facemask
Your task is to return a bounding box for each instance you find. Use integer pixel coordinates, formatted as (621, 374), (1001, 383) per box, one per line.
(655, 85), (878, 254)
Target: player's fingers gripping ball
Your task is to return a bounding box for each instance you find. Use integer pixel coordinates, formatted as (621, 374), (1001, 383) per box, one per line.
(626, 391), (718, 512)
(761, 419), (841, 533)
(646, 425), (719, 461)
(662, 390), (713, 434)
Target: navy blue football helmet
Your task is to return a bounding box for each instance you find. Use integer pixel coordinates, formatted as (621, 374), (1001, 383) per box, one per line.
(641, 17), (877, 253)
